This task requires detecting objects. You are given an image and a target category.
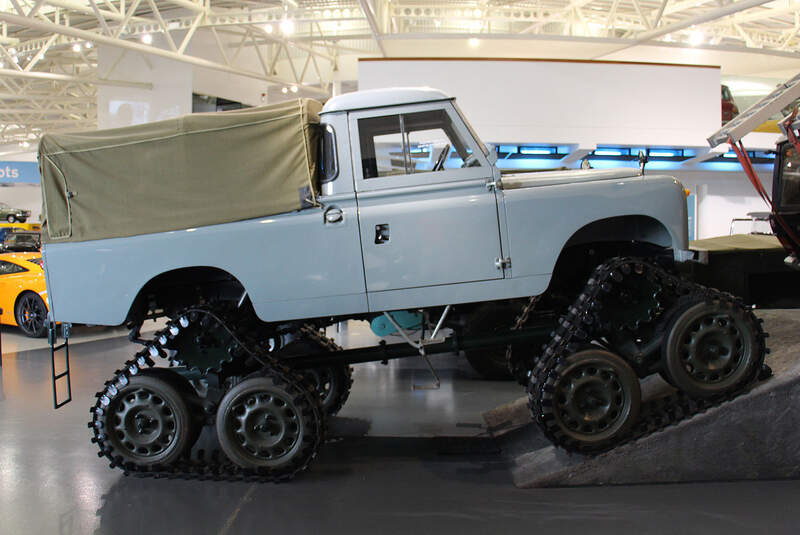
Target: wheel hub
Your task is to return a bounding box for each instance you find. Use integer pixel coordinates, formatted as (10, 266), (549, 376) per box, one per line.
(113, 388), (176, 457)
(232, 393), (300, 460)
(556, 364), (625, 435)
(681, 314), (743, 382)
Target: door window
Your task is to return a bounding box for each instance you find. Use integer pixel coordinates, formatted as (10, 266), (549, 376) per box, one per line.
(358, 109), (481, 180)
(0, 260), (26, 275)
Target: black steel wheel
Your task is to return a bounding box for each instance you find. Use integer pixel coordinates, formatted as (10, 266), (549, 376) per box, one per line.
(539, 348), (641, 451)
(15, 291), (48, 337)
(6, 214), (15, 223)
(304, 364), (353, 416)
(661, 299), (762, 398)
(101, 371), (194, 468)
(216, 374), (323, 473)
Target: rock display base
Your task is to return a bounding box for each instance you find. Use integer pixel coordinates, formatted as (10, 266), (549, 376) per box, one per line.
(484, 309), (800, 488)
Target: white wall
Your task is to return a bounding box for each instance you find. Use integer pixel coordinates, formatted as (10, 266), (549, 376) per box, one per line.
(97, 45), (192, 129)
(669, 169), (773, 239)
(359, 58), (721, 148)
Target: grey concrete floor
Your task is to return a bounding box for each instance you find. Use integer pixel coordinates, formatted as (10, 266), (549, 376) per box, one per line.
(0, 321), (799, 535)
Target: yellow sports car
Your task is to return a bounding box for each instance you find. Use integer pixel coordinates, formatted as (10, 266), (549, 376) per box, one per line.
(0, 252), (48, 337)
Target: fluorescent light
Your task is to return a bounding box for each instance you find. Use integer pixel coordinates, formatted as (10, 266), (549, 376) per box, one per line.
(520, 146), (556, 155)
(649, 150), (681, 158)
(595, 149), (626, 156)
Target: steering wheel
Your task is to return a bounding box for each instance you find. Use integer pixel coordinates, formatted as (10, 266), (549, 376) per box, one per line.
(432, 144), (450, 172)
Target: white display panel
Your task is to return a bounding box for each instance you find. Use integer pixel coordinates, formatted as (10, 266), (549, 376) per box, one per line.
(358, 58), (721, 148)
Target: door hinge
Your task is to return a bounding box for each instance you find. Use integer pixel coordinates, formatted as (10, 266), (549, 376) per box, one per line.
(495, 257), (511, 270)
(486, 180), (498, 192)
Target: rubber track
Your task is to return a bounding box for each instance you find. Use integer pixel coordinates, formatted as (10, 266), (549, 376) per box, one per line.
(89, 307), (326, 483)
(526, 257), (769, 453)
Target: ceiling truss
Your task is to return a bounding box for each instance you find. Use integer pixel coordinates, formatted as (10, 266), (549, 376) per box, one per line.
(0, 0), (797, 145)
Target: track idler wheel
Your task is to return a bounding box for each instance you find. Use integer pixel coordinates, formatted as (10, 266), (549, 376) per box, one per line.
(538, 348), (641, 452)
(215, 373), (323, 474)
(661, 299), (763, 398)
(101, 370), (196, 468)
(304, 364), (353, 416)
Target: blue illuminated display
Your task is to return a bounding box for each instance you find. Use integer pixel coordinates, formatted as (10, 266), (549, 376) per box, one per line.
(489, 143), (774, 172)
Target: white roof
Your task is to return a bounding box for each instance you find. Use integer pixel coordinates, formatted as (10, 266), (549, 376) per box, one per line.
(321, 87), (452, 114)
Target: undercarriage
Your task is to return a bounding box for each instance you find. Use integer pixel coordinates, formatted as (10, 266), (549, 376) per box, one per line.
(86, 256), (769, 481)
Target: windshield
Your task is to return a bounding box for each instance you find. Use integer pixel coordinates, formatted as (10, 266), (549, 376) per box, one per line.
(452, 102), (489, 157)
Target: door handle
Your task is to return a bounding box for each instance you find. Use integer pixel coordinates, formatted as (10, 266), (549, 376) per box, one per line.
(324, 207), (344, 224)
(375, 224), (390, 244)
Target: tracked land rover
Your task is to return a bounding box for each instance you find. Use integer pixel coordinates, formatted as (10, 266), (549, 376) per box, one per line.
(39, 88), (768, 481)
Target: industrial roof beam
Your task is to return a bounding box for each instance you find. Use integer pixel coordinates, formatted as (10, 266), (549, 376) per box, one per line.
(593, 0), (775, 58)
(0, 67), (152, 88)
(0, 11), (329, 97)
(357, 0), (387, 56)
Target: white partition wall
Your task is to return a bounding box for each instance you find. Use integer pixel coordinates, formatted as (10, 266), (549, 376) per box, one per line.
(358, 58), (721, 148)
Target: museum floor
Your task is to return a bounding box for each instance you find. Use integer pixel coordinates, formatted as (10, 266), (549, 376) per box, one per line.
(0, 320), (798, 535)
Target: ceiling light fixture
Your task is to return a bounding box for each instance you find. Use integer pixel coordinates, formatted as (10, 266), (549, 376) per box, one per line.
(290, 85), (298, 93)
(689, 30), (704, 46)
(281, 87), (288, 94)
(264, 24), (273, 33)
(85, 42), (93, 49)
(72, 43), (82, 53)
(468, 37), (480, 47)
(141, 33), (153, 45)
(280, 19), (295, 35)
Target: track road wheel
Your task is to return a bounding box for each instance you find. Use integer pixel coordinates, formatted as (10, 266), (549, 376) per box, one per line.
(304, 364), (353, 416)
(661, 299), (763, 398)
(538, 348), (641, 452)
(101, 371), (195, 468)
(216, 374), (323, 475)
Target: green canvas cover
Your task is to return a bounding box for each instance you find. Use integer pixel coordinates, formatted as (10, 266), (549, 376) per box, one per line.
(38, 98), (322, 243)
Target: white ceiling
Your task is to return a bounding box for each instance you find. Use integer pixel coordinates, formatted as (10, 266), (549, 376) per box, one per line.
(0, 0), (798, 148)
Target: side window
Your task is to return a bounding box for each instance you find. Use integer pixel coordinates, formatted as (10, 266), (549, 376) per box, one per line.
(359, 115), (405, 178)
(358, 109), (481, 180)
(319, 124), (338, 184)
(0, 261), (26, 275)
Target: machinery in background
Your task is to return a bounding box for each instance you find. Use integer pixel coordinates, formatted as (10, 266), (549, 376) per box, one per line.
(708, 72), (800, 271)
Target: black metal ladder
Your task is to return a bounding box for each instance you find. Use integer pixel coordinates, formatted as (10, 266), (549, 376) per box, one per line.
(48, 320), (72, 409)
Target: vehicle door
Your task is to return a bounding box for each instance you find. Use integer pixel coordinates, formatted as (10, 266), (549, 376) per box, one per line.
(0, 259), (29, 322)
(350, 101), (504, 303)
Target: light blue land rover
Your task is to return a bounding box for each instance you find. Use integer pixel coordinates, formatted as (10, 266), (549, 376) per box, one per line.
(39, 88), (766, 481)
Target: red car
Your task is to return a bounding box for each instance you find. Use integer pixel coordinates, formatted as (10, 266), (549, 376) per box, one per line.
(722, 85), (739, 124)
